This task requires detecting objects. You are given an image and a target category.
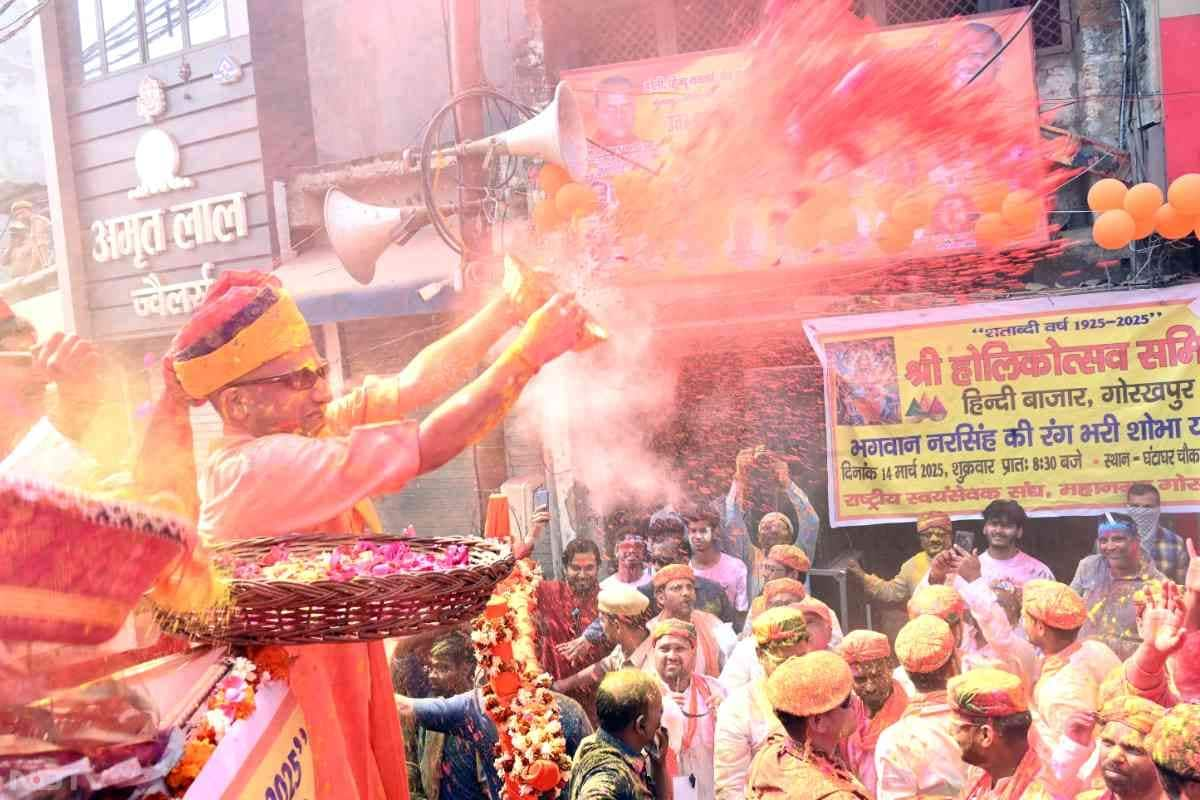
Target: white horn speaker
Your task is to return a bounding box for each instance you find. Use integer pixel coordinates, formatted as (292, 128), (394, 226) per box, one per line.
(461, 81), (588, 181)
(324, 188), (434, 284)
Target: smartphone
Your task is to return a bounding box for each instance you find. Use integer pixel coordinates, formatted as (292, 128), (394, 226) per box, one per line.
(954, 529), (975, 552)
(533, 486), (549, 512)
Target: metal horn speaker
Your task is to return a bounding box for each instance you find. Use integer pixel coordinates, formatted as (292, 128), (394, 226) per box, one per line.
(323, 188), (433, 284)
(460, 81), (588, 181)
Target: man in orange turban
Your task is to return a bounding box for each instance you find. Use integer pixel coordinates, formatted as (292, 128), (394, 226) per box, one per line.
(950, 667), (1091, 799)
(721, 586), (843, 692)
(744, 545), (811, 626)
(715, 607), (810, 800)
(746, 651), (871, 799)
(838, 630), (907, 795)
(151, 271), (589, 800)
(875, 615), (967, 800)
(1147, 702), (1200, 799)
(1072, 695), (1168, 800)
(647, 564), (736, 679)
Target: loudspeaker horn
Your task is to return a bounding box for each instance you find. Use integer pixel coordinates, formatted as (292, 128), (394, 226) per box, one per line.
(324, 188), (437, 284)
(460, 81), (588, 181)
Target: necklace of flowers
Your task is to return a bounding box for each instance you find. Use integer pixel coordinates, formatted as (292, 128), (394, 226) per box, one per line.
(164, 646), (292, 796)
(472, 558), (572, 799)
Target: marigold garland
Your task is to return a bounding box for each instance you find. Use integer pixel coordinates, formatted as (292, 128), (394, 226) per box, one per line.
(164, 646), (293, 795)
(472, 559), (572, 799)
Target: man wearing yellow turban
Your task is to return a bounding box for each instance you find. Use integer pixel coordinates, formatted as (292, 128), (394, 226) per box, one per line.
(1075, 695), (1168, 800)
(715, 608), (810, 800)
(153, 271), (589, 800)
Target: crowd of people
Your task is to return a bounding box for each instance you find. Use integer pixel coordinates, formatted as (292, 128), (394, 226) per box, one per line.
(395, 464), (1200, 800)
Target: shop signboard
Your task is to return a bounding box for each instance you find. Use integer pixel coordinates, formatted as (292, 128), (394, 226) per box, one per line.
(562, 9), (1045, 275)
(805, 286), (1200, 525)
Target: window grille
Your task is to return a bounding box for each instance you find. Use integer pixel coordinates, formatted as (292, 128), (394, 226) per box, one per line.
(78, 0), (229, 81)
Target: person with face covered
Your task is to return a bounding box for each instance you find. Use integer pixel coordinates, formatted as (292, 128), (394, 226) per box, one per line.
(1125, 484), (1188, 587)
(1146, 702), (1200, 800)
(153, 271), (589, 800)
(649, 620), (727, 800)
(838, 630), (908, 795)
(874, 615), (967, 800)
(1073, 515), (1168, 660)
(746, 650), (871, 799)
(1070, 695), (1169, 800)
(848, 511), (954, 607)
(647, 564), (737, 679)
(714, 607), (810, 800)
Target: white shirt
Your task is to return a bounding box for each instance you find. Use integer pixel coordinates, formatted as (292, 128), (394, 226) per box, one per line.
(659, 673), (726, 800)
(714, 678), (781, 800)
(978, 550), (1055, 587)
(718, 636), (763, 693)
(874, 694), (968, 800)
(600, 566), (653, 591)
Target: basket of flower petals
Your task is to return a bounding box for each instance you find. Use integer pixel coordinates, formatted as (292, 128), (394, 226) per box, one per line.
(156, 529), (514, 645)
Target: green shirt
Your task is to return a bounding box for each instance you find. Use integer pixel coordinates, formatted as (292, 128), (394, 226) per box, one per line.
(565, 729), (656, 800)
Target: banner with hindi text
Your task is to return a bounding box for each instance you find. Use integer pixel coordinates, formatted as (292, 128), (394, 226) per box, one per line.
(804, 286), (1200, 526)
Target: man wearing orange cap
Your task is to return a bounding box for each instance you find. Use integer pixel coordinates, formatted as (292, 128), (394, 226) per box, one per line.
(746, 650), (871, 799)
(1070, 695), (1169, 800)
(875, 615), (967, 800)
(949, 667), (1091, 799)
(714, 607), (810, 800)
(743, 544), (811, 627)
(648, 619), (727, 800)
(647, 564), (736, 679)
(838, 629), (907, 795)
(155, 272), (589, 800)
(848, 511), (954, 611)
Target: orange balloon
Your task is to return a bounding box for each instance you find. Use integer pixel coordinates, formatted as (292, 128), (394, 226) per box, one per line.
(1093, 209), (1137, 250)
(974, 212), (1012, 248)
(1132, 212), (1156, 240)
(1167, 173), (1200, 216)
(554, 182), (599, 218)
(1087, 178), (1128, 212)
(537, 164), (570, 196)
(1000, 189), (1043, 235)
(875, 217), (914, 254)
(970, 180), (1009, 214)
(1123, 182), (1164, 220)
(892, 190), (935, 229)
(1154, 204), (1198, 240)
(820, 207), (858, 244)
(532, 198), (563, 233)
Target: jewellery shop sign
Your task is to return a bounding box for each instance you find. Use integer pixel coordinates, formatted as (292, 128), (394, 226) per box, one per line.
(88, 77), (251, 320)
(804, 286), (1200, 526)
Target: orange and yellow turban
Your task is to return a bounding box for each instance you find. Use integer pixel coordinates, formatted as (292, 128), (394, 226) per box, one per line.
(651, 619), (696, 646)
(896, 614), (956, 674)
(796, 596), (833, 627)
(652, 563), (696, 590)
(948, 667), (1028, 718)
(1022, 579), (1087, 630)
(766, 544), (811, 574)
(916, 511), (952, 534)
(908, 584), (966, 623)
(1098, 695), (1166, 736)
(1147, 702), (1200, 779)
(837, 629), (891, 664)
(170, 272), (312, 400)
(762, 577), (808, 605)
(753, 606), (809, 650)
(766, 650), (853, 717)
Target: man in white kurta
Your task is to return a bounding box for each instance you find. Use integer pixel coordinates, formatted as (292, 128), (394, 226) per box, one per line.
(713, 607), (810, 800)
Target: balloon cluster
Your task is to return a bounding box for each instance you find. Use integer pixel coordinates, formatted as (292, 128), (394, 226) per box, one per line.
(1088, 174), (1200, 250)
(531, 164), (600, 233)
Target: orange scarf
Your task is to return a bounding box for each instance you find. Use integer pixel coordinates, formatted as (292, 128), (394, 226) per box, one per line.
(860, 681), (909, 750)
(962, 743), (1042, 800)
(1040, 640), (1084, 682)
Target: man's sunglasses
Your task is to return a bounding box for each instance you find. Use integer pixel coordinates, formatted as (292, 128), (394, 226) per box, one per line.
(232, 359), (329, 391)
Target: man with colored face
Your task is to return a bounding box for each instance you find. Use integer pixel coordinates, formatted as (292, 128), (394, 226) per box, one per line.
(746, 651), (869, 799)
(838, 630), (907, 796)
(714, 608), (810, 800)
(1146, 702), (1200, 800)
(649, 620), (726, 800)
(603, 530), (653, 591)
(1073, 695), (1169, 800)
(848, 510), (954, 606)
(647, 564), (737, 679)
(156, 271), (588, 800)
(1073, 514), (1168, 660)
(539, 537), (604, 681)
(743, 544), (810, 629)
(685, 502), (749, 623)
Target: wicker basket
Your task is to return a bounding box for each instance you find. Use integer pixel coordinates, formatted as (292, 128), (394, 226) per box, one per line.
(156, 534), (514, 645)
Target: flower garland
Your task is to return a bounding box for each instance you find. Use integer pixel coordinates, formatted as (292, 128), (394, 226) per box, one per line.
(472, 559), (572, 799)
(164, 646), (292, 795)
